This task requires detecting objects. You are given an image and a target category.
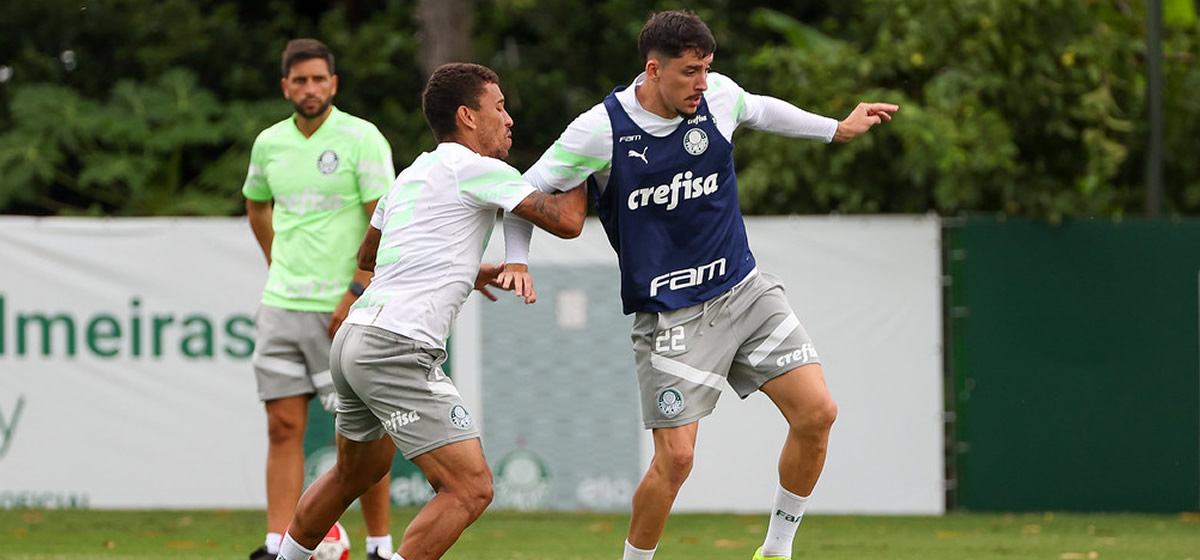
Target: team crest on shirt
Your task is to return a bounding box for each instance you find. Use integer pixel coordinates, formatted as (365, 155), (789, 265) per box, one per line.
(657, 387), (685, 418)
(317, 150), (339, 174)
(449, 404), (473, 429)
(683, 128), (708, 156)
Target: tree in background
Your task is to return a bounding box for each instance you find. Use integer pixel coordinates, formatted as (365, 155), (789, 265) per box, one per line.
(0, 0), (425, 215)
(416, 0), (473, 78)
(734, 0), (1199, 220)
(0, 0), (1196, 219)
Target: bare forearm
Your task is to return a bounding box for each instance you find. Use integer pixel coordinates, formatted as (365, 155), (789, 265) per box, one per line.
(351, 267), (373, 286)
(249, 220), (273, 263)
(245, 200), (274, 265)
(356, 226), (382, 272)
(512, 186), (586, 239)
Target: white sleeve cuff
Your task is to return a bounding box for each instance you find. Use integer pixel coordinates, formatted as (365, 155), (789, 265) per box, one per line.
(503, 212), (534, 265)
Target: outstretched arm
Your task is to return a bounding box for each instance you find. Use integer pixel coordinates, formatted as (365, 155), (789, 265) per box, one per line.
(497, 186), (586, 304)
(510, 185), (586, 239)
(735, 86), (897, 144)
(833, 103), (900, 143)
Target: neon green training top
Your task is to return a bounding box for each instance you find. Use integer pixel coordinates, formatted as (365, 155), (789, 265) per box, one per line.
(243, 106), (395, 312)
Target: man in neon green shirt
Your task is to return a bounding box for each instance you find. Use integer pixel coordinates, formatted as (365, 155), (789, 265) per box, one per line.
(243, 38), (396, 560)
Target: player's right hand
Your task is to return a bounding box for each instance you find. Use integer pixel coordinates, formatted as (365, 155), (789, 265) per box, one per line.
(833, 102), (899, 143)
(496, 263), (537, 304)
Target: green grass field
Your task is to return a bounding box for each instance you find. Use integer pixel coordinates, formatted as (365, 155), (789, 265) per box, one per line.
(1, 508), (1197, 560)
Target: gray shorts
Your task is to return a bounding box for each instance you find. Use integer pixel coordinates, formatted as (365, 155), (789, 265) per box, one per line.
(252, 305), (337, 413)
(632, 271), (821, 429)
(330, 324), (480, 459)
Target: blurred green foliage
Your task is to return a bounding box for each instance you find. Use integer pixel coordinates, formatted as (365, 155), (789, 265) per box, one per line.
(0, 0), (1196, 218)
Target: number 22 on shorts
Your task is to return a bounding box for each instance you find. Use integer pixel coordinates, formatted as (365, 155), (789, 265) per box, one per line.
(655, 326), (686, 352)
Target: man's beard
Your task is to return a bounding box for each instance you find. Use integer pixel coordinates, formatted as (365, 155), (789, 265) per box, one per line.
(293, 97), (331, 119)
(488, 141), (510, 160)
(488, 131), (512, 160)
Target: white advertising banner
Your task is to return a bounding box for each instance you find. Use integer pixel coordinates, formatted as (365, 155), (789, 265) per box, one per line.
(0, 217), (268, 508)
(1, 215), (942, 513)
(464, 215), (945, 514)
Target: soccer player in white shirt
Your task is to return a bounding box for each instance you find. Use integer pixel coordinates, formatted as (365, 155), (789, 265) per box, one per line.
(509, 10), (897, 560)
(275, 63), (585, 560)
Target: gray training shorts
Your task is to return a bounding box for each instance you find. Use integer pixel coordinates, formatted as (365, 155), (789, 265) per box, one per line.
(631, 271), (821, 429)
(252, 305), (338, 413)
(330, 324), (480, 460)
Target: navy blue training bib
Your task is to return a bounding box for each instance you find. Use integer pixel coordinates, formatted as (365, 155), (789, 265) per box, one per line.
(591, 87), (755, 314)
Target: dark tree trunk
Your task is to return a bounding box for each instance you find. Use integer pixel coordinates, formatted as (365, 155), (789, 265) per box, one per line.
(416, 0), (474, 78)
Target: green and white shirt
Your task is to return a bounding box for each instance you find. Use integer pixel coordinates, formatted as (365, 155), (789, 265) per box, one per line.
(243, 106), (395, 312)
(345, 142), (537, 350)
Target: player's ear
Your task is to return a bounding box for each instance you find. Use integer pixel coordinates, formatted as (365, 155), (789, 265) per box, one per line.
(456, 105), (476, 131)
(645, 56), (660, 81)
(280, 77), (289, 99)
(330, 74), (339, 96)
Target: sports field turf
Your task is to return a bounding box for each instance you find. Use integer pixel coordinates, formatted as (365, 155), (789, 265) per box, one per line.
(1, 508), (1197, 559)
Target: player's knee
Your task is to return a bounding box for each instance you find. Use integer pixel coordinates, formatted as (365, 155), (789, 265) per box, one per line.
(816, 396), (838, 430)
(266, 414), (305, 444)
(792, 396), (837, 436)
(655, 446), (694, 481)
(469, 477), (495, 514)
(454, 471), (494, 518)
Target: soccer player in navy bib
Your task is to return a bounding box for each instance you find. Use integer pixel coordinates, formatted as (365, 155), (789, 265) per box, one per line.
(509, 10), (898, 560)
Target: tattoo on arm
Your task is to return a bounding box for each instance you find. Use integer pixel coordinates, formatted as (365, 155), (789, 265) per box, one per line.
(516, 192), (562, 225)
(512, 187), (585, 239)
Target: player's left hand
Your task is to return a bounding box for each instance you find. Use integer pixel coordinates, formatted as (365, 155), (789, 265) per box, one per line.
(494, 263), (537, 304)
(329, 293), (355, 339)
(833, 102), (899, 143)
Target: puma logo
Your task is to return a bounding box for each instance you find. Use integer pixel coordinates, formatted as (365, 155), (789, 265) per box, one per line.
(627, 147), (648, 164)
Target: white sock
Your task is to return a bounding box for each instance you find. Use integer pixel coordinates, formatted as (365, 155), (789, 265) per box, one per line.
(278, 532), (315, 560)
(366, 535), (394, 556)
(264, 532), (283, 555)
(623, 539), (657, 560)
(390, 554), (407, 560)
(761, 484), (809, 558)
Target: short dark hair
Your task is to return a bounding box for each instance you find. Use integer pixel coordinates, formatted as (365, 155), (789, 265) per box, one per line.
(638, 10), (716, 63)
(422, 63), (500, 142)
(281, 38), (335, 77)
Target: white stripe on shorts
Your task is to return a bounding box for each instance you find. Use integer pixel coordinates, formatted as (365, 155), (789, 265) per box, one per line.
(428, 381), (461, 397)
(312, 370), (333, 389)
(651, 354), (724, 390)
(252, 353), (308, 378)
(747, 313), (800, 367)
